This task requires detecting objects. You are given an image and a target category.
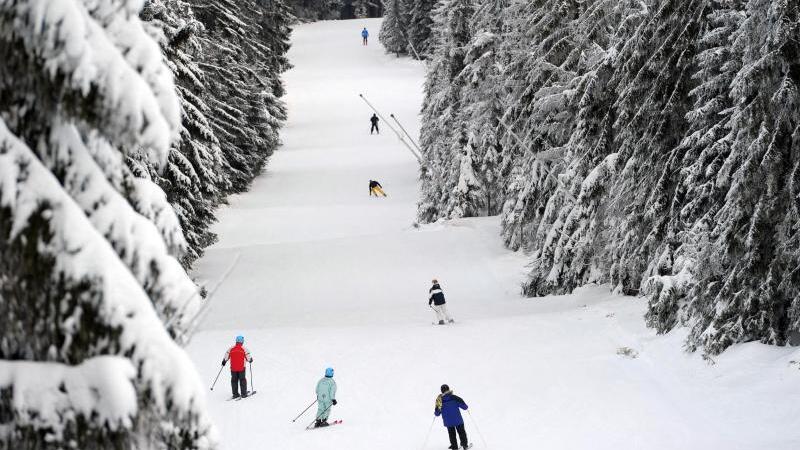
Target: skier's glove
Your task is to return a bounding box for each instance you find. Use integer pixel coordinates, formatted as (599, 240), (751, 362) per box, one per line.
(249, 358), (253, 363)
(331, 399), (338, 405)
(221, 359), (226, 366)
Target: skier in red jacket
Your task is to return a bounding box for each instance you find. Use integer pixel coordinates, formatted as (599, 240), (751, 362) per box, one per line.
(222, 335), (253, 398)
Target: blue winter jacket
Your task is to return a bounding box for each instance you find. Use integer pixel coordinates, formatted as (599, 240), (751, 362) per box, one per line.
(434, 393), (468, 427)
(362, 29), (369, 38)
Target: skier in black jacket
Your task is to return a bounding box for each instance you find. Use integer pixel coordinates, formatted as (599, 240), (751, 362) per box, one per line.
(370, 114), (379, 134)
(369, 180), (387, 197)
(429, 279), (454, 325)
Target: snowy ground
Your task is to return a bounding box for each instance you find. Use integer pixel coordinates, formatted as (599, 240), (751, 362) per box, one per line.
(187, 18), (800, 450)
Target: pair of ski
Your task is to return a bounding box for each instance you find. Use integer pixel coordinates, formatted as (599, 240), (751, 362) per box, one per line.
(305, 419), (343, 430)
(447, 445), (473, 449)
(227, 390), (257, 401)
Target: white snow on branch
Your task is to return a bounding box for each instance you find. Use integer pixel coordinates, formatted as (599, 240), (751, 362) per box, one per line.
(0, 119), (215, 446)
(0, 357), (137, 440)
(48, 121), (201, 333)
(2, 0), (180, 163)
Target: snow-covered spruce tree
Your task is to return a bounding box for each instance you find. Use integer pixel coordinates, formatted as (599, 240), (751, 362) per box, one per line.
(445, 123), (485, 217)
(509, 0), (705, 296)
(644, 0), (745, 333)
(138, 0), (228, 266)
(352, 0), (369, 18)
(519, 0), (705, 297)
(191, 0), (288, 194)
(257, 0), (294, 99)
(288, 0), (344, 21)
(407, 0), (437, 58)
(496, 0), (631, 255)
(494, 0), (590, 253)
(379, 0), (409, 56)
(682, 0), (800, 353)
(417, 0), (475, 222)
(0, 0), (213, 447)
(455, 0), (508, 217)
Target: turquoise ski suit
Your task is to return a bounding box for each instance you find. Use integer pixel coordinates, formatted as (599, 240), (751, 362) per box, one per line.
(316, 376), (337, 420)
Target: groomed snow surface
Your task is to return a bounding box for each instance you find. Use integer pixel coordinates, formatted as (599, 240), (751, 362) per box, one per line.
(187, 18), (800, 450)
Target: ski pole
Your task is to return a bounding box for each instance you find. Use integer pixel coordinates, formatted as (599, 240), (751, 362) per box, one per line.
(305, 401), (335, 428)
(419, 416), (436, 450)
(292, 399), (318, 422)
(210, 364), (224, 391)
(249, 361), (254, 391)
(467, 410), (489, 448)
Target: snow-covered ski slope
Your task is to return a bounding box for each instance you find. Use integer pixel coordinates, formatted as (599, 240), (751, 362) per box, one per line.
(187, 18), (800, 450)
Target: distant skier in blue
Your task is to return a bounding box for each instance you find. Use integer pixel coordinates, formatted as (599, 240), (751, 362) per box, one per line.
(434, 384), (471, 449)
(361, 27), (369, 45)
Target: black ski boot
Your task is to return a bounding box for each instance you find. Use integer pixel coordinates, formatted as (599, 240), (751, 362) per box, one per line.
(314, 419), (329, 428)
(438, 320), (445, 325)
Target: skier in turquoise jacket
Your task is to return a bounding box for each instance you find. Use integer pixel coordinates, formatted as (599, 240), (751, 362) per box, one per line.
(314, 367), (337, 427)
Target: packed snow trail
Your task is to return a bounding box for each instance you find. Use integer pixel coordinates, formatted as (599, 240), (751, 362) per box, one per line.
(187, 18), (800, 450)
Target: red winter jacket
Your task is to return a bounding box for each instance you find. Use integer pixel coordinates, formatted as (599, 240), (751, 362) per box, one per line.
(224, 343), (252, 372)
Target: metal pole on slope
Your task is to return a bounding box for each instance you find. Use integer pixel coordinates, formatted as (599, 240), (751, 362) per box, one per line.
(389, 113), (423, 153)
(180, 251), (243, 346)
(359, 93), (423, 164)
(401, 29), (424, 62)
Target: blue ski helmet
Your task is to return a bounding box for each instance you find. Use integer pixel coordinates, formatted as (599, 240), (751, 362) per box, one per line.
(325, 367), (334, 377)
(235, 335), (244, 343)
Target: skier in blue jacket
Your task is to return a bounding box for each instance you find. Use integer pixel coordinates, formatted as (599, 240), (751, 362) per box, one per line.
(361, 27), (369, 45)
(434, 384), (470, 449)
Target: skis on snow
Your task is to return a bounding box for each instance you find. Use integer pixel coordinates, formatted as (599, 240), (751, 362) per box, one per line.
(305, 419), (342, 430)
(227, 391), (257, 401)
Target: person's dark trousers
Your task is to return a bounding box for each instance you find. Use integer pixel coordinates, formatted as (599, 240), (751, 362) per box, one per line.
(370, 124), (379, 134)
(230, 370), (248, 397)
(446, 424), (468, 449)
